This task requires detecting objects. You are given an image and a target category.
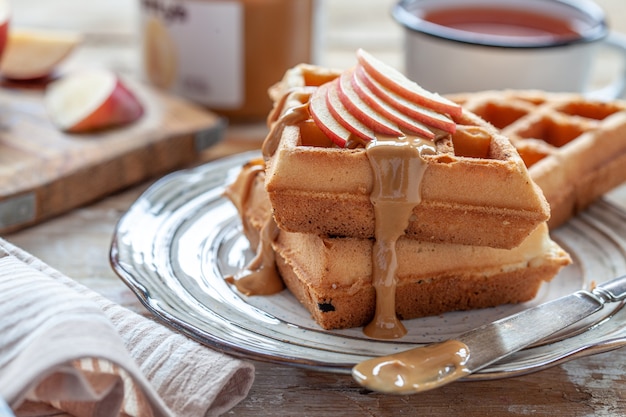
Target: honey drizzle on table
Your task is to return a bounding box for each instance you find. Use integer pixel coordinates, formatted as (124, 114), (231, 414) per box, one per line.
(229, 85), (444, 340)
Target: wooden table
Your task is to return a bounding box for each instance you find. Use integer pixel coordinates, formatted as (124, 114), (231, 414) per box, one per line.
(7, 1), (626, 415)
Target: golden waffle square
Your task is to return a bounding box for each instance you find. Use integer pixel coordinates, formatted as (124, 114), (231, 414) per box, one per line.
(275, 224), (570, 330)
(264, 67), (550, 250)
(447, 90), (626, 228)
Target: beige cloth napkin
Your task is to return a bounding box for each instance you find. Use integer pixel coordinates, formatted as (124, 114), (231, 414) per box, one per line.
(0, 238), (254, 417)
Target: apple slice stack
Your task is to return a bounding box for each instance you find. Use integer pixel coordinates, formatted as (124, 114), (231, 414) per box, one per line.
(309, 49), (462, 147)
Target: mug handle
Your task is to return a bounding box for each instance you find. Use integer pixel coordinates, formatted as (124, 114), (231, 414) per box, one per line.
(586, 31), (626, 100)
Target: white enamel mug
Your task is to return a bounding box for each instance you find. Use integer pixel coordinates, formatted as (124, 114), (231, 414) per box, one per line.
(393, 0), (626, 99)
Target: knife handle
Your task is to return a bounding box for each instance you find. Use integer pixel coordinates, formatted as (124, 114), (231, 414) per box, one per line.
(592, 275), (626, 303)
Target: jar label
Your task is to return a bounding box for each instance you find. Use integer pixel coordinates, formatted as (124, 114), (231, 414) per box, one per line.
(140, 0), (244, 108)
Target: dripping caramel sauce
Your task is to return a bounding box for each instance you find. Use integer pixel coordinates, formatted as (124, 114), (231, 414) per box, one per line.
(224, 163), (284, 296)
(364, 137), (436, 339)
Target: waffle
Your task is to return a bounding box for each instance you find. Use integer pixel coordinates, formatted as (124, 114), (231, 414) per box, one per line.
(225, 56), (573, 334)
(447, 90), (626, 228)
(229, 163), (571, 330)
(264, 66), (550, 250)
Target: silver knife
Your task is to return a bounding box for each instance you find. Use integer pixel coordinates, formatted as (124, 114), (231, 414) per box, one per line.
(352, 274), (626, 394)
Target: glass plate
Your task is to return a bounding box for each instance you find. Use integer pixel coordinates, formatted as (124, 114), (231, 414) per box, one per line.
(110, 151), (626, 377)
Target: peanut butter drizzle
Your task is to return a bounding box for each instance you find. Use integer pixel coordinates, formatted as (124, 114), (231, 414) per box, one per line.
(352, 339), (471, 394)
(229, 216), (283, 296)
(226, 89), (313, 297)
(364, 137), (436, 339)
(224, 159), (284, 296)
(263, 88), (315, 157)
(224, 159), (265, 244)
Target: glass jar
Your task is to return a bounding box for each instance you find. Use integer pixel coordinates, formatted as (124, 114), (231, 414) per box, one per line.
(139, 0), (317, 121)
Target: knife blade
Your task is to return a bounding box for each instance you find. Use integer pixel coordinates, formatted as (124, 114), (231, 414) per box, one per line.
(352, 274), (626, 394)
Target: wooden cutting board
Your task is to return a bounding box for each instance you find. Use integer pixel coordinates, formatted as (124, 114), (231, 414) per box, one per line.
(0, 78), (225, 234)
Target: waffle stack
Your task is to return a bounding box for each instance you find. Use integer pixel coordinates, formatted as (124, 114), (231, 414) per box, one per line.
(226, 59), (571, 332)
(447, 90), (626, 228)
(235, 162), (570, 330)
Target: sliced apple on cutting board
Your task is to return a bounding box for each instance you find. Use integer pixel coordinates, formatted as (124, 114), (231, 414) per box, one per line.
(0, 0), (9, 60)
(45, 69), (145, 133)
(0, 29), (81, 80)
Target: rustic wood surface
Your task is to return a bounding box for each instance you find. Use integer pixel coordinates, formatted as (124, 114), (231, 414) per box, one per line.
(0, 79), (222, 234)
(6, 1), (626, 416)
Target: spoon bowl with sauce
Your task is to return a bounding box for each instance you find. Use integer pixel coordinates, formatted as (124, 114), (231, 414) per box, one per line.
(353, 275), (626, 394)
(352, 340), (470, 394)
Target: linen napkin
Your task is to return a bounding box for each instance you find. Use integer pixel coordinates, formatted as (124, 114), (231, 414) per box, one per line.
(0, 238), (254, 417)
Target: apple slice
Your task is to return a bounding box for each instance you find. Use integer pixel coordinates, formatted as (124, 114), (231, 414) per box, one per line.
(326, 78), (375, 143)
(45, 69), (144, 133)
(337, 69), (403, 137)
(355, 65), (456, 134)
(309, 83), (352, 147)
(350, 68), (435, 139)
(0, 0), (9, 61)
(356, 48), (462, 118)
(1, 29), (81, 80)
